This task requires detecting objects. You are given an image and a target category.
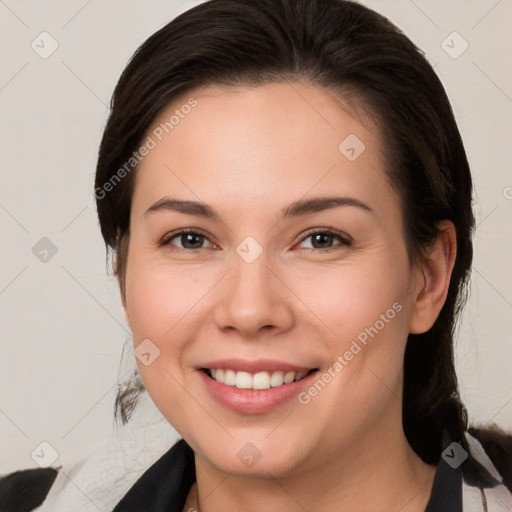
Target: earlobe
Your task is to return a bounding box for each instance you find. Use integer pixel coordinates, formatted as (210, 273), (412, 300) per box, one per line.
(409, 220), (457, 334)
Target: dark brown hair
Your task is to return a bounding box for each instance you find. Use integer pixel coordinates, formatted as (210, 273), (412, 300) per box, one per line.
(96, 0), (484, 466)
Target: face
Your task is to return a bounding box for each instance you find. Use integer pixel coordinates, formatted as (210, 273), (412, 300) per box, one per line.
(122, 81), (423, 477)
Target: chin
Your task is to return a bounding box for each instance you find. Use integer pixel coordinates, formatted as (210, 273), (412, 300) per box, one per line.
(193, 433), (312, 478)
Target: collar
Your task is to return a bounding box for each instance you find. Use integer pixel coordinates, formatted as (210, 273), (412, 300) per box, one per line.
(112, 437), (195, 512)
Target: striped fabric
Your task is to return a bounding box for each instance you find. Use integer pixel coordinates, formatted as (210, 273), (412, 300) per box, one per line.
(461, 432), (512, 511)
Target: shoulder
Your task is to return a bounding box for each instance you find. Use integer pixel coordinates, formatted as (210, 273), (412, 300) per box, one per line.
(0, 438), (191, 512)
(0, 397), (183, 511)
(0, 466), (60, 512)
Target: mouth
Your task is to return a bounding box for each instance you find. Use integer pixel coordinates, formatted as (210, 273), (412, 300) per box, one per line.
(201, 367), (319, 391)
(197, 365), (321, 414)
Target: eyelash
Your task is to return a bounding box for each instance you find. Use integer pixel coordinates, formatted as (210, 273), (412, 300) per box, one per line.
(160, 227), (352, 253)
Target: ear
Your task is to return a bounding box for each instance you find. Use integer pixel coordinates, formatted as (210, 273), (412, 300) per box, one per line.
(409, 220), (457, 334)
(113, 253), (130, 329)
(113, 228), (130, 328)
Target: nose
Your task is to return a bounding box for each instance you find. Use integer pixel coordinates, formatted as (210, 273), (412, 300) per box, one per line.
(213, 248), (294, 338)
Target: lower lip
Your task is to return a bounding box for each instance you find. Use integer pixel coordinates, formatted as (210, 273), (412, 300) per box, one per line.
(197, 369), (319, 414)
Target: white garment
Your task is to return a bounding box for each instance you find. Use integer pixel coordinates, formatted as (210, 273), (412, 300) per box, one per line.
(35, 392), (180, 512)
(462, 434), (512, 511)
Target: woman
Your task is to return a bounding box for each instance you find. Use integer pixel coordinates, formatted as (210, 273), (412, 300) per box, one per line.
(2, 0), (511, 510)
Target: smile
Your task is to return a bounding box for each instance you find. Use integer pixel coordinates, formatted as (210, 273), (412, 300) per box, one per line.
(203, 368), (317, 390)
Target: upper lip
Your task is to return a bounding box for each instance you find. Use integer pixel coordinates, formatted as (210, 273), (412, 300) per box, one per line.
(197, 358), (317, 373)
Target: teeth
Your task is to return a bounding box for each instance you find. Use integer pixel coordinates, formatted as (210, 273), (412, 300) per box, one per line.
(235, 371), (253, 389)
(208, 368), (312, 389)
(223, 369), (236, 386)
(252, 371), (271, 390)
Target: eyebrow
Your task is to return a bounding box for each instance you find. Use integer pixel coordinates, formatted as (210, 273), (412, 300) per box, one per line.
(144, 196), (373, 220)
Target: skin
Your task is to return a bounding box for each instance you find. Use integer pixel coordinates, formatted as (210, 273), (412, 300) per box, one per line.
(119, 81), (456, 511)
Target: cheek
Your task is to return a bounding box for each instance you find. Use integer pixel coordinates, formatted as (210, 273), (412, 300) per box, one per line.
(290, 261), (411, 428)
(290, 254), (411, 341)
(125, 256), (204, 340)
(290, 255), (412, 409)
(124, 260), (202, 428)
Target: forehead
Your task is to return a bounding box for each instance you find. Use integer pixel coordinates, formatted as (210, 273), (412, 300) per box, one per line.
(132, 81), (395, 219)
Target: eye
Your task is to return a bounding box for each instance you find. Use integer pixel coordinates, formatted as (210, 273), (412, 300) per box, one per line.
(160, 227), (352, 252)
(296, 228), (352, 251)
(161, 228), (215, 251)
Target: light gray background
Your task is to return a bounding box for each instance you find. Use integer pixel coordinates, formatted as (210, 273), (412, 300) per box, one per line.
(1, 0), (511, 475)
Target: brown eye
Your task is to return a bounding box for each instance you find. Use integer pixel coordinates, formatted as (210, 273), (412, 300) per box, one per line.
(297, 229), (352, 251)
(161, 229), (214, 250)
